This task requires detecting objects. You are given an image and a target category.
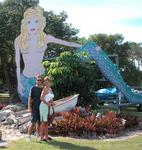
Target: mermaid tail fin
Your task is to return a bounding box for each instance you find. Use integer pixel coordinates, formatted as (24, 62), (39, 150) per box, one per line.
(78, 42), (142, 104)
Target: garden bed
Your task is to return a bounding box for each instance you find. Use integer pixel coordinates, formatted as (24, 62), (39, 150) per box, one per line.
(0, 104), (142, 143)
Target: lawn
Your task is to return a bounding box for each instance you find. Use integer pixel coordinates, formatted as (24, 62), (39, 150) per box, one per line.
(0, 93), (9, 103)
(2, 135), (142, 150)
(96, 104), (142, 117)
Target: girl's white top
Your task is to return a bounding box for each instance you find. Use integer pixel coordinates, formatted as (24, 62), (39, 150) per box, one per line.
(44, 92), (54, 102)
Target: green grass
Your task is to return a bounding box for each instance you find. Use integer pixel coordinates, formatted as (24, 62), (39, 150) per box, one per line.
(2, 135), (142, 150)
(0, 93), (9, 103)
(95, 104), (142, 117)
(0, 93), (9, 97)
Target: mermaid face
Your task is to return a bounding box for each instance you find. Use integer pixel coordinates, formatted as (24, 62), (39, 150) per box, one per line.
(26, 16), (40, 34)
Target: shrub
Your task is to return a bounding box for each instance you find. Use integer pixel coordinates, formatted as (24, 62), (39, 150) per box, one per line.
(53, 108), (123, 137)
(117, 112), (138, 128)
(95, 111), (123, 135)
(0, 103), (7, 110)
(43, 51), (99, 108)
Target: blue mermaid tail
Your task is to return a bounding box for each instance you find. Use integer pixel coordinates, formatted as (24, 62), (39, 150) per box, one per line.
(78, 42), (142, 104)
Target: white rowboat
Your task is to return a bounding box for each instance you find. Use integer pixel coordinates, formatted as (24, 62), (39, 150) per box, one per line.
(50, 94), (79, 114)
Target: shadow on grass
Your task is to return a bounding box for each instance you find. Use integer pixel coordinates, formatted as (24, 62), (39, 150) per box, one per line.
(39, 140), (97, 150)
(0, 140), (8, 149)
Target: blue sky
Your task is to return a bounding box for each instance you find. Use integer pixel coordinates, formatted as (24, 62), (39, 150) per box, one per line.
(39, 0), (142, 43)
(1, 0), (142, 43)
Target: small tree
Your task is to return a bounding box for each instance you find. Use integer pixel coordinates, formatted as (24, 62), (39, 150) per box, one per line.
(43, 51), (99, 108)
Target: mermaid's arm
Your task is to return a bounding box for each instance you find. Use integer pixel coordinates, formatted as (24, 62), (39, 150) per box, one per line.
(46, 34), (81, 48)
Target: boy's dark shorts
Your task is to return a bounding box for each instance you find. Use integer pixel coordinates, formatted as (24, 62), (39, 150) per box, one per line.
(31, 110), (40, 123)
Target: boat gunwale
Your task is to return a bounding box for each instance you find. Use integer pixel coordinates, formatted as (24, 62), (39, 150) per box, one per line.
(54, 94), (79, 108)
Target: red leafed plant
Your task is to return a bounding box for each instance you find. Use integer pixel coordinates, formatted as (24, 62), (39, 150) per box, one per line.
(52, 108), (123, 137)
(0, 103), (7, 110)
(53, 108), (85, 135)
(95, 111), (123, 135)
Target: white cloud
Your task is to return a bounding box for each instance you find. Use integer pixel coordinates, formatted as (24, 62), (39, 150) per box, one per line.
(39, 1), (142, 43)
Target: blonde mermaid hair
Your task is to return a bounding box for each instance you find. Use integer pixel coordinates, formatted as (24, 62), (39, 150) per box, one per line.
(17, 6), (46, 53)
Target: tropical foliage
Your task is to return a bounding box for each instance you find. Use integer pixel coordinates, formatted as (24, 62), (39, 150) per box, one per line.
(43, 51), (98, 107)
(52, 107), (138, 137)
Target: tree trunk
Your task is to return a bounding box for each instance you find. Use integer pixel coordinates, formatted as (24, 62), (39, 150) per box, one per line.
(1, 50), (13, 96)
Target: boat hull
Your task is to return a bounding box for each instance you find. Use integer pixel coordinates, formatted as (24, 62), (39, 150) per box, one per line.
(50, 94), (79, 114)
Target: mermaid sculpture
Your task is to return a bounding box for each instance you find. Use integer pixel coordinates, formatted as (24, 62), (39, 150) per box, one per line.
(15, 6), (81, 105)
